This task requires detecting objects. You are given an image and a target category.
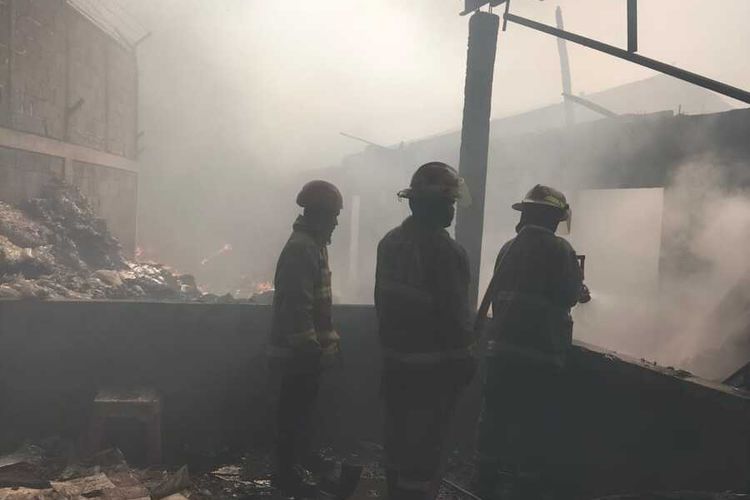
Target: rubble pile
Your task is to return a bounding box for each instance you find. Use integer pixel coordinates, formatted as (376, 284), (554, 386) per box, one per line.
(0, 180), (222, 302)
(0, 440), (746, 500)
(0, 442), (367, 500)
(0, 443), (195, 500)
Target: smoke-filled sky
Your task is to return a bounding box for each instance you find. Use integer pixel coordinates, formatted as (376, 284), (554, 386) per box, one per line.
(125, 0), (748, 171)
(119, 0), (750, 290)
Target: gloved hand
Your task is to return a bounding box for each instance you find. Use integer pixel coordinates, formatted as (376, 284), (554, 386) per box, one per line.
(317, 330), (340, 348)
(318, 330), (341, 369)
(288, 330), (322, 355)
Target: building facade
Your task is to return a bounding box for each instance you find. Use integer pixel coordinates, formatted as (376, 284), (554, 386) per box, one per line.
(0, 0), (140, 255)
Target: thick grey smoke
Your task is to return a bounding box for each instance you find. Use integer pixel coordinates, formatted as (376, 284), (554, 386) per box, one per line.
(567, 161), (750, 379)
(120, 0), (750, 294)
(569, 187), (664, 359)
(658, 162), (750, 376)
(114, 0), (750, 373)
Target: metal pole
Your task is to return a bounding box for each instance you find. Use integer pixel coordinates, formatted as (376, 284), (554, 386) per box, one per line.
(456, 11), (500, 310)
(627, 0), (638, 53)
(504, 12), (750, 105)
(555, 6), (574, 126)
(562, 92), (619, 118)
(339, 132), (391, 150)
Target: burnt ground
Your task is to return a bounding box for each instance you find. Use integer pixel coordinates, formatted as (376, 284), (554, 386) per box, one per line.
(0, 437), (477, 500)
(2, 438), (746, 500)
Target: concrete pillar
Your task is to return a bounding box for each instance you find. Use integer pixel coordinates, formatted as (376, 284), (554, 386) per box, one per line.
(456, 11), (499, 309)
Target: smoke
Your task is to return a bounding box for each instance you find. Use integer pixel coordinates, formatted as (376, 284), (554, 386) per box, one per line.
(567, 160), (750, 379)
(657, 161), (750, 376)
(116, 0), (750, 295)
(569, 187), (664, 360)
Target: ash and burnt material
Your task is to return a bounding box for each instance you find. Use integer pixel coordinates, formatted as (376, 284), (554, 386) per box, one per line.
(0, 179), (227, 301)
(23, 180), (128, 272)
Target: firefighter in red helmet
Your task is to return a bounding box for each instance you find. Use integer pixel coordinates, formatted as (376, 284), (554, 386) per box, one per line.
(269, 180), (343, 497)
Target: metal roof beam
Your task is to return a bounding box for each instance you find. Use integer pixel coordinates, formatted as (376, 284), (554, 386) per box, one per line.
(504, 12), (750, 105)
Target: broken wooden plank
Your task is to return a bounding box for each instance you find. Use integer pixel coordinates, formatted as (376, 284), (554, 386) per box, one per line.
(51, 472), (116, 497)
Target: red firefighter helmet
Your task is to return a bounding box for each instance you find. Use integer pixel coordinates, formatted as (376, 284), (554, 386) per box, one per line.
(296, 180), (343, 212)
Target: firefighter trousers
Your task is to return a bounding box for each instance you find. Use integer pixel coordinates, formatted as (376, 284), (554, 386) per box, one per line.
(275, 367), (321, 477)
(382, 365), (462, 500)
(475, 354), (569, 499)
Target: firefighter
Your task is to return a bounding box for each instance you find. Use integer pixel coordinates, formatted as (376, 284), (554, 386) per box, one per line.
(268, 180), (343, 497)
(474, 184), (585, 500)
(375, 162), (477, 500)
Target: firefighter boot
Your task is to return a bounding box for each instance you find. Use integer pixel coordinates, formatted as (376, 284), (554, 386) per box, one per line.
(386, 469), (398, 500)
(272, 464), (319, 498)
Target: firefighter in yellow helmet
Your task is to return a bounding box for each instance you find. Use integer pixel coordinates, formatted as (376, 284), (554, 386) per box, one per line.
(375, 162), (477, 500)
(474, 184), (587, 500)
(268, 180), (343, 497)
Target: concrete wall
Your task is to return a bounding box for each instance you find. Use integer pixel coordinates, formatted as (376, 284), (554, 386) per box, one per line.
(0, 149), (137, 256)
(3, 0), (138, 157)
(0, 146), (65, 204)
(66, 7), (109, 151)
(0, 0), (138, 254)
(10, 0), (68, 139)
(0, 302), (383, 464)
(1, 302), (750, 496)
(0, 0), (12, 129)
(105, 42), (138, 159)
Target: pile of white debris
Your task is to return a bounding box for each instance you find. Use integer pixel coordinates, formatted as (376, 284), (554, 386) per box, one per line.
(0, 180), (233, 302)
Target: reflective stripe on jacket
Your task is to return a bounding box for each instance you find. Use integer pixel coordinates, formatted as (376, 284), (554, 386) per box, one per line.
(269, 215), (334, 359)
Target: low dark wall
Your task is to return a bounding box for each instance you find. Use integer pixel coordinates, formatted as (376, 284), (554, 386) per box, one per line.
(1, 301), (750, 497)
(0, 302), (383, 459)
(558, 344), (750, 496)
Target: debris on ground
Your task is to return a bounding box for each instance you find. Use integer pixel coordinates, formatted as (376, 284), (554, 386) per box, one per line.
(50, 473), (116, 497)
(590, 494), (750, 500)
(0, 180), (240, 302)
(227, 277), (274, 303)
(150, 466), (191, 500)
(0, 462), (50, 489)
(1, 439), (745, 500)
(0, 444), (183, 500)
(0, 443), (68, 490)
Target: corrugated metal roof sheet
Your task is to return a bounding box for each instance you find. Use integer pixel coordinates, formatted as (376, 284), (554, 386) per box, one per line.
(67, 0), (149, 49)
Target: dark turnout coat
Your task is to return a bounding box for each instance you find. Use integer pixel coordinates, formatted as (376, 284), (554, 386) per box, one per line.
(269, 216), (335, 366)
(375, 216), (474, 368)
(485, 224), (582, 366)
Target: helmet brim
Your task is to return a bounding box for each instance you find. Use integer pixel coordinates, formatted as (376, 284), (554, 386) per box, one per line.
(513, 200), (570, 222)
(397, 188), (412, 200)
(398, 181), (472, 207)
